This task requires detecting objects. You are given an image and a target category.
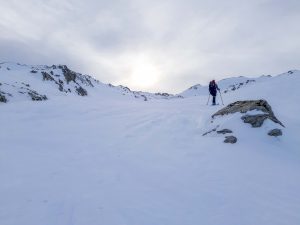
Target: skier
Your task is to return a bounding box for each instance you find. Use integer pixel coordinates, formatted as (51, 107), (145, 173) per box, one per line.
(209, 80), (220, 105)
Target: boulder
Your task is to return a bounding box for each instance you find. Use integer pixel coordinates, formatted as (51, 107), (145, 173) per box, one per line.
(213, 99), (272, 116)
(212, 99), (284, 127)
(268, 129), (282, 137)
(76, 87), (87, 96)
(224, 136), (237, 144)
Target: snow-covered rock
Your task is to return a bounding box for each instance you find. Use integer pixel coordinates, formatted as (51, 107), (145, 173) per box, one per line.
(212, 99), (284, 127)
(203, 99), (285, 143)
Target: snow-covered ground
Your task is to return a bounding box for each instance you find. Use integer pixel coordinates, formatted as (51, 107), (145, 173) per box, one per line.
(1, 67), (300, 225)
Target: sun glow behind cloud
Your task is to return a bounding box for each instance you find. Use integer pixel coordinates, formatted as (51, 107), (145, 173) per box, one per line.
(0, 0), (300, 93)
(117, 53), (161, 92)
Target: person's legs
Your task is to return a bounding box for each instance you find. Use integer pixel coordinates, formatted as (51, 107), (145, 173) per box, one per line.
(212, 95), (216, 105)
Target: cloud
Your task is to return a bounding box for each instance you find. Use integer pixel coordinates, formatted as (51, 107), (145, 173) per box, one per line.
(0, 0), (299, 93)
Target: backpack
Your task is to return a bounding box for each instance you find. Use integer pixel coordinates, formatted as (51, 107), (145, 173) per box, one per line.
(209, 81), (215, 92)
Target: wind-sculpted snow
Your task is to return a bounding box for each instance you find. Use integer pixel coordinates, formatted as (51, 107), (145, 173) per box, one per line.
(1, 65), (300, 225)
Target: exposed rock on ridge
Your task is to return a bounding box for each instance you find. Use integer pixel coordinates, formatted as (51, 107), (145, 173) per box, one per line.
(203, 99), (284, 144)
(212, 99), (284, 127)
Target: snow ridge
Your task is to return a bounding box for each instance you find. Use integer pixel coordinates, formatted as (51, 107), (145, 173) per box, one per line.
(0, 62), (182, 103)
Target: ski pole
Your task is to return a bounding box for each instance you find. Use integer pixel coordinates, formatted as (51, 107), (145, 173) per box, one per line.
(206, 93), (211, 105)
(218, 90), (224, 105)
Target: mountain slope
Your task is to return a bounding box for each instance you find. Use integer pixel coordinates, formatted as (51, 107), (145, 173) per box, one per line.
(179, 71), (298, 97)
(0, 62), (181, 103)
(0, 65), (300, 225)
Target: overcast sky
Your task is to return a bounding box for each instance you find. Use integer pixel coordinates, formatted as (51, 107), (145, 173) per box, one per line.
(0, 0), (299, 93)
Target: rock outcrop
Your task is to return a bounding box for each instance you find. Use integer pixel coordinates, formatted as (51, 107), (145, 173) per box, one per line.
(60, 65), (77, 83)
(212, 99), (284, 127)
(1, 62), (184, 103)
(203, 99), (284, 144)
(76, 86), (88, 96)
(27, 90), (47, 101)
(42, 71), (55, 81)
(223, 79), (256, 94)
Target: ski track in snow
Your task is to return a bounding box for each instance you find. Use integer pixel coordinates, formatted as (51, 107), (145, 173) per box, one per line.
(1, 70), (300, 225)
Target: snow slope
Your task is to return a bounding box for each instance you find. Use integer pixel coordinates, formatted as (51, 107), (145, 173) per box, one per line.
(0, 62), (181, 103)
(1, 67), (300, 225)
(180, 73), (277, 97)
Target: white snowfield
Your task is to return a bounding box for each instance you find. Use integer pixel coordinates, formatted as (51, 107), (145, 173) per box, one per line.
(1, 64), (300, 225)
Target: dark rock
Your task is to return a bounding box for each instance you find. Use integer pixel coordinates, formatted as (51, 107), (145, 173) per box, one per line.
(246, 79), (255, 84)
(84, 77), (94, 87)
(212, 99), (284, 127)
(27, 90), (47, 101)
(61, 65), (77, 83)
(217, 129), (233, 134)
(268, 129), (282, 137)
(58, 84), (64, 92)
(42, 71), (54, 81)
(155, 92), (171, 97)
(30, 70), (38, 73)
(120, 85), (131, 92)
(224, 136), (237, 144)
(141, 95), (147, 101)
(22, 82), (30, 87)
(75, 87), (87, 96)
(241, 114), (269, 128)
(213, 99), (272, 116)
(0, 93), (7, 103)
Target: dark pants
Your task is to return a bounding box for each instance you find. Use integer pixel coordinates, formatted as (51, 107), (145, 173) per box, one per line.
(212, 95), (216, 105)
